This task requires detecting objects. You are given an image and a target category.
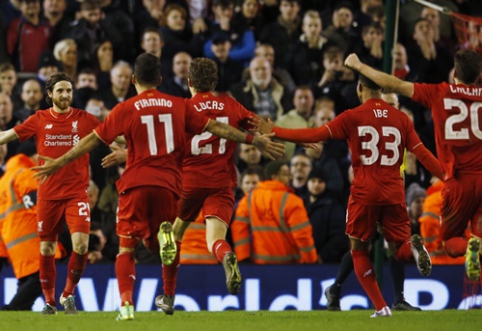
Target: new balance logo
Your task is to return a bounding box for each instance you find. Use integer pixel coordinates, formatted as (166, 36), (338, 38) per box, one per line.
(363, 269), (373, 277)
(45, 124), (53, 129)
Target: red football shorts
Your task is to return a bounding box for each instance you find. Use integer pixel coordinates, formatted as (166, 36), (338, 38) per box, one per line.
(37, 197), (91, 241)
(441, 174), (482, 240)
(177, 187), (234, 226)
(117, 186), (177, 250)
(346, 196), (411, 244)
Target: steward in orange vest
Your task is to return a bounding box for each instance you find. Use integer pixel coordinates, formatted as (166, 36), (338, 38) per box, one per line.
(232, 161), (318, 264)
(0, 143), (45, 310)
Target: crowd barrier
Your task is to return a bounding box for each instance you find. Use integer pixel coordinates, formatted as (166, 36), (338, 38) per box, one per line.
(0, 264), (479, 311)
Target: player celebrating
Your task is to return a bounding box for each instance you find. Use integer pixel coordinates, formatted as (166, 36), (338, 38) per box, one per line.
(33, 53), (284, 321)
(252, 74), (444, 317)
(0, 73), (100, 314)
(154, 58), (257, 314)
(345, 50), (482, 282)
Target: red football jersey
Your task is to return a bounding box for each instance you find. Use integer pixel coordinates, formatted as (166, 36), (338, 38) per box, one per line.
(413, 82), (482, 178)
(326, 98), (422, 205)
(94, 89), (209, 195)
(182, 92), (253, 188)
(14, 108), (100, 200)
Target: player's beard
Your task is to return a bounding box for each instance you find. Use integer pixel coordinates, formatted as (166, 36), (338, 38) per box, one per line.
(52, 97), (71, 112)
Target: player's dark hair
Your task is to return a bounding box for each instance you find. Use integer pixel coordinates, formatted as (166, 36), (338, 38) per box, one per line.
(359, 74), (381, 90)
(45, 72), (75, 105)
(189, 58), (218, 92)
(454, 49), (482, 85)
(134, 53), (161, 87)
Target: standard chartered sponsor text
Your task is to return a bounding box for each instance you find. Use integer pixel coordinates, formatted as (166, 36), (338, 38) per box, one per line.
(44, 134), (78, 146)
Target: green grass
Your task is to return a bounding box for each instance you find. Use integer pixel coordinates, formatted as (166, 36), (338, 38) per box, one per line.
(0, 310), (481, 331)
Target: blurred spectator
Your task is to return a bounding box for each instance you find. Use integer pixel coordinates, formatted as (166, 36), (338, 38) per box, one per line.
(134, 0), (167, 35)
(210, 31), (243, 92)
(68, 0), (122, 65)
(7, 0), (50, 72)
(98, 162), (125, 221)
(259, 0), (301, 68)
(203, 0), (255, 65)
(100, 0), (135, 62)
(140, 27), (163, 59)
(359, 22), (383, 69)
(0, 63), (22, 110)
(53, 38), (78, 79)
(98, 61), (134, 109)
(92, 39), (114, 90)
(42, 0), (72, 48)
(230, 56), (291, 120)
(36, 51), (60, 86)
(158, 51), (192, 98)
(17, 79), (43, 122)
(400, 0), (457, 44)
(420, 7), (455, 54)
(323, 2), (361, 55)
(232, 160), (318, 264)
(160, 3), (203, 77)
(366, 5), (386, 32)
(254, 43), (296, 95)
(406, 183), (427, 236)
(286, 10), (334, 85)
(314, 46), (357, 113)
(290, 153), (312, 198)
(235, 143), (267, 174)
(357, 0), (383, 30)
(76, 68), (98, 90)
(275, 86), (314, 159)
(0, 92), (21, 160)
(393, 43), (411, 80)
(231, 0), (265, 40)
(303, 167), (349, 263)
(85, 96), (109, 121)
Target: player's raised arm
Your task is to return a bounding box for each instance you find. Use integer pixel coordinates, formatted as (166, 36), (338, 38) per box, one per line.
(205, 119), (285, 160)
(32, 132), (102, 181)
(0, 129), (19, 145)
(250, 116), (332, 144)
(345, 54), (414, 98)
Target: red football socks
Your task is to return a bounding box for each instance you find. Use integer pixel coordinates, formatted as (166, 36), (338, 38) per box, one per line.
(445, 237), (468, 257)
(395, 240), (413, 263)
(116, 252), (136, 306)
(62, 251), (88, 298)
(162, 241), (181, 296)
(39, 254), (56, 305)
(351, 250), (387, 311)
(212, 239), (232, 263)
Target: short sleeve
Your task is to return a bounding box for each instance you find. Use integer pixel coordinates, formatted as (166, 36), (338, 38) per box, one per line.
(326, 111), (350, 140)
(94, 103), (126, 145)
(185, 100), (209, 135)
(14, 113), (38, 141)
(412, 83), (437, 109)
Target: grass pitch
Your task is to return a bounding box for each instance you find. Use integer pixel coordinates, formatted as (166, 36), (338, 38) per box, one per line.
(0, 310), (481, 331)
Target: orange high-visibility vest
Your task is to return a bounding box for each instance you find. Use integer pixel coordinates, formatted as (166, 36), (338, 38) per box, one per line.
(232, 180), (317, 264)
(419, 181), (466, 265)
(0, 155), (41, 278)
(180, 213), (217, 265)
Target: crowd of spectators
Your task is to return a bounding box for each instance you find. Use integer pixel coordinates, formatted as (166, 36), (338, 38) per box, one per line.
(0, 0), (477, 265)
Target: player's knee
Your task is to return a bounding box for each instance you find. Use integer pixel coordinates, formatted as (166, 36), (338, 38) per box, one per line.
(40, 241), (56, 256)
(72, 242), (88, 254)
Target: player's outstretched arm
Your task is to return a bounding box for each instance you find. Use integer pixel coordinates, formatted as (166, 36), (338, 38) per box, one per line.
(250, 116), (331, 143)
(205, 119), (285, 160)
(344, 53), (415, 98)
(0, 129), (19, 145)
(101, 144), (127, 168)
(411, 143), (445, 180)
(32, 132), (102, 182)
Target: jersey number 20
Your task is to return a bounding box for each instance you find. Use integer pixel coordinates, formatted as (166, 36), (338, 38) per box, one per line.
(444, 98), (482, 140)
(358, 126), (401, 166)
